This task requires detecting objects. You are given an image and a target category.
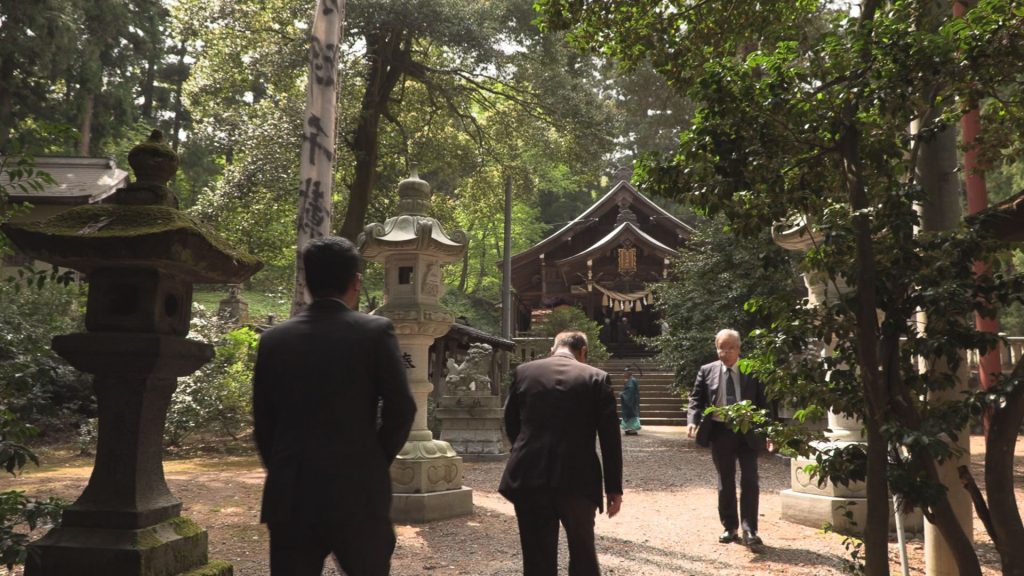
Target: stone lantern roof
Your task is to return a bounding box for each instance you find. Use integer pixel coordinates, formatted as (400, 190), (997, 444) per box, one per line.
(358, 167), (467, 262)
(1, 130), (261, 284)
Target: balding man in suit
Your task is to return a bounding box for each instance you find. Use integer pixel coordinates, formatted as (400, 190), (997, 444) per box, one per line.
(688, 328), (770, 548)
(500, 330), (623, 576)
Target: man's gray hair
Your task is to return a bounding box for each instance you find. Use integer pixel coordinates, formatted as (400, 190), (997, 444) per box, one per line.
(715, 329), (741, 347)
(552, 330), (588, 353)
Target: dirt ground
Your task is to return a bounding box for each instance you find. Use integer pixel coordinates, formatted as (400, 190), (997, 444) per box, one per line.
(2, 428), (1021, 576)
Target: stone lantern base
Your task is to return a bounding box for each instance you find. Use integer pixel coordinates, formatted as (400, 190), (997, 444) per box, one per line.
(392, 487), (474, 524)
(780, 445), (923, 535)
(390, 440), (474, 523)
(26, 517), (232, 576)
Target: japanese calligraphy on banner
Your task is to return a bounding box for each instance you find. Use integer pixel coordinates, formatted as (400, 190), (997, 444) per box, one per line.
(293, 0), (345, 315)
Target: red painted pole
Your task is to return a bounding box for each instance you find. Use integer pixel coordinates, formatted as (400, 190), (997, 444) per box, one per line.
(956, 1), (1000, 435)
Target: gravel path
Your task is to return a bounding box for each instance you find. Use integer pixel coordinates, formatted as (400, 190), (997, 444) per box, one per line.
(3, 427), (1019, 575)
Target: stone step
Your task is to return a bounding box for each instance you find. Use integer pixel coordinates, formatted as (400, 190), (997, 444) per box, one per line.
(630, 417), (687, 426)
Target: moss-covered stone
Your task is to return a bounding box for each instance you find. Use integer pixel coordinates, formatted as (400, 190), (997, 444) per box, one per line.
(0, 204), (262, 283)
(179, 560), (233, 576)
(129, 130), (180, 186)
(168, 516), (203, 539)
(132, 517), (205, 550)
(135, 526), (165, 550)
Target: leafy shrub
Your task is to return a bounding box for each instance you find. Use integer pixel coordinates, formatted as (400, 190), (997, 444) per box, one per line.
(0, 268), (93, 437)
(530, 305), (609, 361)
(165, 306), (259, 447)
(0, 411), (64, 572)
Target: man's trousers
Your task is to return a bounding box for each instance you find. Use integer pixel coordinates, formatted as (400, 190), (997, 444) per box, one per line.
(512, 489), (601, 576)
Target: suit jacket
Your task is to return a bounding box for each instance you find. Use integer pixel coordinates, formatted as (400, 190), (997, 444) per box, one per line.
(252, 299), (416, 525)
(687, 360), (767, 449)
(498, 352), (623, 511)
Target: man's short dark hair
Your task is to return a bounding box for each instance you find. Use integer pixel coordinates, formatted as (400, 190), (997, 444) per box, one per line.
(553, 330), (588, 353)
(303, 236), (360, 298)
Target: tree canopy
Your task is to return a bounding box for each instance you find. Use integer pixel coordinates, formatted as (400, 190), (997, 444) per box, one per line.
(537, 1), (1024, 574)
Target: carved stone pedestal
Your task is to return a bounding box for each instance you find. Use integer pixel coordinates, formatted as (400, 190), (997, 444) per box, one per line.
(436, 393), (508, 460)
(391, 439), (473, 522)
(779, 413), (922, 535)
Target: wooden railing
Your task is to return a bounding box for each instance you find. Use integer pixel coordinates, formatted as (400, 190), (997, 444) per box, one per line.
(512, 336), (552, 365)
(967, 335), (1024, 374)
(516, 335), (1024, 372)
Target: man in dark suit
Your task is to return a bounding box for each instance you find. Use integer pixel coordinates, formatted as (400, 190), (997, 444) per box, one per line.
(500, 330), (623, 576)
(253, 236), (416, 576)
(687, 329), (770, 548)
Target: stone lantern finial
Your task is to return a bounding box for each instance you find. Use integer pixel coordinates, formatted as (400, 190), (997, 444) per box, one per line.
(397, 164), (432, 216)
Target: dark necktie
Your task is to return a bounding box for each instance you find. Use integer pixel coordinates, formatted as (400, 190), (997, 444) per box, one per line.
(725, 368), (737, 405)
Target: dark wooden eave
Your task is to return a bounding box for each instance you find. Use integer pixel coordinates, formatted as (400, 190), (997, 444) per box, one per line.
(975, 190), (1024, 242)
(510, 181), (693, 269)
(555, 221), (679, 268)
(441, 322), (516, 351)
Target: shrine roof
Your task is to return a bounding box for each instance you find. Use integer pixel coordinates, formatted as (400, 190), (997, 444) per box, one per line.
(554, 221), (679, 267)
(2, 156), (128, 205)
(442, 322), (516, 351)
(511, 180), (693, 265)
(974, 190), (1024, 242)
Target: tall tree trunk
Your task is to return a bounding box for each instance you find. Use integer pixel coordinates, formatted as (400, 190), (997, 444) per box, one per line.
(170, 46), (187, 151)
(141, 57), (156, 120)
(914, 97), (982, 575)
(458, 223), (473, 291)
(986, 356), (1024, 573)
(0, 56), (14, 153)
(840, 110), (890, 576)
(338, 30), (410, 241)
(78, 93), (94, 156)
(342, 97), (382, 241)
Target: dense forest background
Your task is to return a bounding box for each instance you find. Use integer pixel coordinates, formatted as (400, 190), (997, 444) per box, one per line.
(3, 2), (1024, 572)
(3, 0), (1023, 436)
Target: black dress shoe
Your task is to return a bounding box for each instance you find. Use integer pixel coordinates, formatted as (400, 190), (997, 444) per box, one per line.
(719, 530), (739, 543)
(742, 530), (763, 547)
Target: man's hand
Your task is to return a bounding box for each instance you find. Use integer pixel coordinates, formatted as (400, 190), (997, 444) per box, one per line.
(687, 424), (696, 438)
(606, 493), (622, 518)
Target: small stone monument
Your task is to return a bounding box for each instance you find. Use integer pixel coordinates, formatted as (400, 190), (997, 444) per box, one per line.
(435, 344), (508, 459)
(358, 167), (472, 522)
(2, 130), (261, 575)
(217, 283), (249, 325)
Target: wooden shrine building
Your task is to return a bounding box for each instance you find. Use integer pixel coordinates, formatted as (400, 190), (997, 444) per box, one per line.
(510, 180), (693, 352)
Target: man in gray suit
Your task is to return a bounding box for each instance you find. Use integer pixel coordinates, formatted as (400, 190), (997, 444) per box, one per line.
(500, 330), (623, 576)
(687, 329), (770, 548)
(253, 236), (416, 575)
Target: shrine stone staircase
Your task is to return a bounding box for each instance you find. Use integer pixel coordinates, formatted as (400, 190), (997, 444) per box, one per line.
(590, 358), (687, 426)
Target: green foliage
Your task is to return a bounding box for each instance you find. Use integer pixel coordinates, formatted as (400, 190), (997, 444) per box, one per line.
(0, 490), (64, 571)
(0, 268), (92, 435)
(165, 306), (259, 447)
(538, 1), (1024, 571)
(0, 155), (70, 566)
(648, 217), (801, 392)
(530, 305), (609, 361)
(0, 411), (63, 571)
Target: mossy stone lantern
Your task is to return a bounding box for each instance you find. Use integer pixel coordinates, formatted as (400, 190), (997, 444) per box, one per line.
(1, 131), (261, 576)
(358, 167), (473, 522)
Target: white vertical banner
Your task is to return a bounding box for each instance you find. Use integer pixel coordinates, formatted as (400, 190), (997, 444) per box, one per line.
(293, 0), (345, 316)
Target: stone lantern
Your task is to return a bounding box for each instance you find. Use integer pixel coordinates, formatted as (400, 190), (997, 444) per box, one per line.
(2, 130), (261, 575)
(358, 168), (472, 522)
(772, 221), (920, 535)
